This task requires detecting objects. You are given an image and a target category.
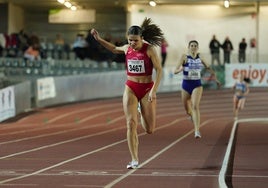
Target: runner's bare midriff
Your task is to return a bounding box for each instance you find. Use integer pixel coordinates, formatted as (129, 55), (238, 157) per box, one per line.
(127, 75), (153, 83)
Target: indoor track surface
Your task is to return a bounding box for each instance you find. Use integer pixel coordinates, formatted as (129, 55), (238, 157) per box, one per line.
(0, 87), (267, 188)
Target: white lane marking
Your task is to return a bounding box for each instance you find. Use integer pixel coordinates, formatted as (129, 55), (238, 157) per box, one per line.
(0, 184), (37, 187)
(0, 117), (186, 184)
(1, 96), (244, 136)
(0, 107), (122, 137)
(232, 175), (268, 178)
(0, 116), (125, 145)
(0, 111), (183, 160)
(218, 118), (268, 188)
(64, 185), (103, 188)
(104, 118), (214, 188)
(0, 126), (124, 160)
(0, 99), (240, 140)
(0, 113), (185, 160)
(1, 170), (267, 178)
(18, 103), (121, 124)
(0, 139), (128, 184)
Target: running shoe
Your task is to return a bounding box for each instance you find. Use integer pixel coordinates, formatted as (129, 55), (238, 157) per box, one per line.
(127, 160), (139, 169)
(195, 130), (201, 139)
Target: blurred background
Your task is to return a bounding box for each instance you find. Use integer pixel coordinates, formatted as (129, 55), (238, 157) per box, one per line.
(0, 0), (267, 122)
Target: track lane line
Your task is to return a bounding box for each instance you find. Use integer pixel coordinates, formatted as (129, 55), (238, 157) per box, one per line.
(0, 126), (125, 160)
(218, 117), (268, 188)
(0, 116), (125, 145)
(0, 113), (231, 159)
(0, 108), (123, 137)
(104, 118), (215, 188)
(0, 112), (184, 161)
(17, 103), (122, 124)
(0, 117), (187, 184)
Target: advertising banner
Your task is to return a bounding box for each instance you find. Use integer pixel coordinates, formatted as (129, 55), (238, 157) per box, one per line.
(225, 64), (268, 87)
(0, 86), (15, 122)
(37, 77), (56, 101)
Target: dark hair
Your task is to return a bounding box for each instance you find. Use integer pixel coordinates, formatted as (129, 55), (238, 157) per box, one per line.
(244, 77), (251, 83)
(188, 40), (199, 47)
(127, 17), (163, 46)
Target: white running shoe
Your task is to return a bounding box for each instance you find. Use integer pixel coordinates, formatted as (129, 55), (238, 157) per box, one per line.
(195, 131), (201, 139)
(127, 160), (139, 169)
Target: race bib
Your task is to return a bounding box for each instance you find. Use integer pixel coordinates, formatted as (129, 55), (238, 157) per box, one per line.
(188, 69), (200, 79)
(127, 60), (145, 74)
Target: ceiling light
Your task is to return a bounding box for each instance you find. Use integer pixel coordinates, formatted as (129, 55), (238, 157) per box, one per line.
(224, 0), (230, 8)
(57, 0), (65, 4)
(57, 0), (81, 10)
(70, 6), (77, 11)
(64, 1), (72, 8)
(149, 1), (157, 7)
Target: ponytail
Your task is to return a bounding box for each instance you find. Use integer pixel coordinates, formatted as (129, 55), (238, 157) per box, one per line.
(141, 17), (163, 46)
(127, 17), (164, 46)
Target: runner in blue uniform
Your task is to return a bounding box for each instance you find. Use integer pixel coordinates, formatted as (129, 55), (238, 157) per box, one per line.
(174, 40), (220, 138)
(233, 74), (250, 120)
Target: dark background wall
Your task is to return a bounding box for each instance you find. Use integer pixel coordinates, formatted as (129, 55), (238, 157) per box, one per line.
(23, 7), (127, 45)
(0, 4), (8, 33)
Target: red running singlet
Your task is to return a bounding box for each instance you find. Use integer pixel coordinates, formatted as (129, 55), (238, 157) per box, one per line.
(125, 43), (153, 76)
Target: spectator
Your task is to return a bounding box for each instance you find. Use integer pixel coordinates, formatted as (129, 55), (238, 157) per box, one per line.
(28, 33), (40, 47)
(222, 36), (233, 64)
(160, 38), (168, 67)
(113, 38), (126, 63)
(17, 30), (30, 56)
(4, 33), (19, 58)
(24, 43), (41, 61)
(209, 35), (221, 67)
(86, 29), (100, 60)
(98, 34), (115, 64)
(238, 38), (247, 63)
(73, 34), (88, 60)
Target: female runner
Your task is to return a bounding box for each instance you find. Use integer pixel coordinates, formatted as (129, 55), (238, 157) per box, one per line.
(91, 18), (163, 169)
(174, 40), (221, 138)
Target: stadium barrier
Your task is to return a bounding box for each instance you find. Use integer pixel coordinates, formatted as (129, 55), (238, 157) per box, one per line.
(2, 58), (266, 122)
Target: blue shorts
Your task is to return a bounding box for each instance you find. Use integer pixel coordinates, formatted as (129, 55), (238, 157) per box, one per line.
(182, 80), (202, 95)
(235, 95), (245, 100)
